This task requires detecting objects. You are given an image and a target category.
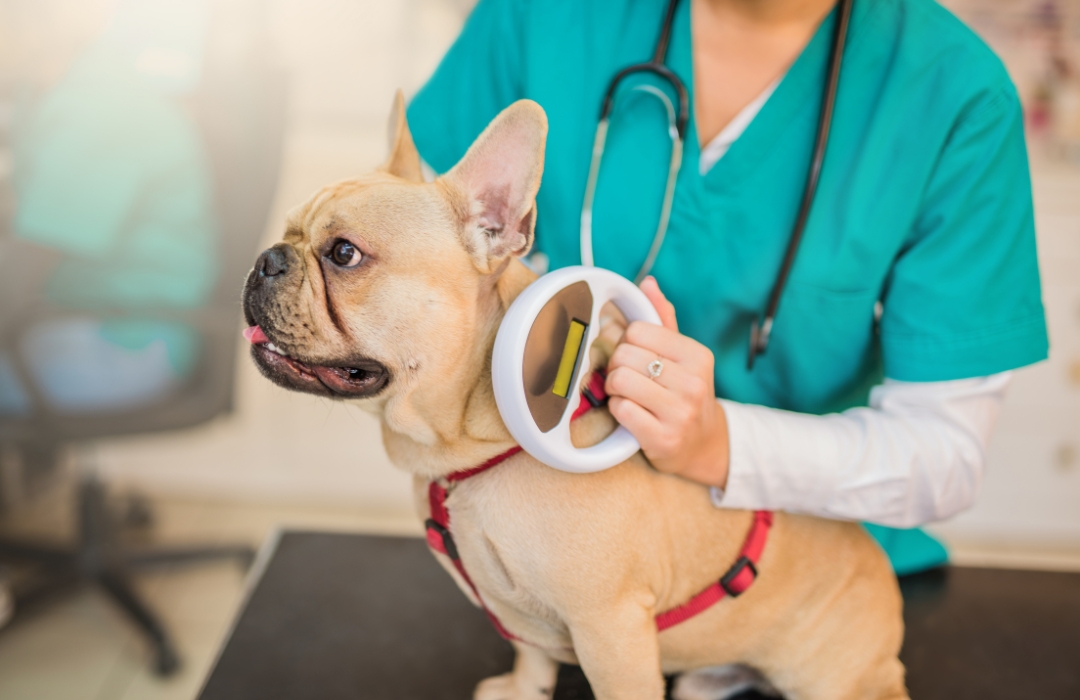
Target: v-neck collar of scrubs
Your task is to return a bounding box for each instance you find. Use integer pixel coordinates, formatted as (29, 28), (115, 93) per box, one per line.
(671, 0), (871, 194)
(698, 78), (779, 175)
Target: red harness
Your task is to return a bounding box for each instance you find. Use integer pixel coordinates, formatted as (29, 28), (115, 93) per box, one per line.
(424, 372), (773, 642)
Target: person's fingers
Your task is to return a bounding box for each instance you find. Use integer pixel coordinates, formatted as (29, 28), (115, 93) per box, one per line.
(605, 365), (692, 423)
(607, 341), (700, 394)
(607, 395), (665, 447)
(640, 276), (678, 331)
(621, 321), (713, 373)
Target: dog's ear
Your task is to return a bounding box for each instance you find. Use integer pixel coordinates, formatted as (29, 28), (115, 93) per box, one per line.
(444, 100), (547, 274)
(381, 90), (423, 183)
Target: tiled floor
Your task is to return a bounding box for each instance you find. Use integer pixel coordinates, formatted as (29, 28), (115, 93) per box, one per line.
(0, 486), (421, 700)
(0, 566), (243, 700)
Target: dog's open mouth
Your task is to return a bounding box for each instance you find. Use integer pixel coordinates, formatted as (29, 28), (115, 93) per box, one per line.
(243, 325), (389, 398)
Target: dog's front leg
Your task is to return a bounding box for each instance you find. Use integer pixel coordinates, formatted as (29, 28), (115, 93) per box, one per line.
(569, 604), (665, 700)
(474, 640), (559, 700)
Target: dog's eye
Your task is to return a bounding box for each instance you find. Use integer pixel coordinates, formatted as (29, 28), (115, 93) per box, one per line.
(329, 240), (362, 268)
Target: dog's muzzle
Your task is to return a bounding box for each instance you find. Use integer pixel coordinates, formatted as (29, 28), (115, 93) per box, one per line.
(241, 244), (391, 399)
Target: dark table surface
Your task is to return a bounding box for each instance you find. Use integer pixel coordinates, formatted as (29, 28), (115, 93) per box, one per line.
(197, 531), (1080, 700)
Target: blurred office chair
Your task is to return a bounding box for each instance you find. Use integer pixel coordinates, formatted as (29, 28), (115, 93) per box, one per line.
(0, 5), (287, 675)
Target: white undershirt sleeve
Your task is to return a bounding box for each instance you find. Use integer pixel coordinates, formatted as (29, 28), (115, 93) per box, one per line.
(710, 373), (1012, 528)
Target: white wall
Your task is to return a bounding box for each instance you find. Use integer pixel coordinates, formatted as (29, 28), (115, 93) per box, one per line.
(931, 161), (1080, 548)
(927, 0), (1080, 548)
(97, 0), (1080, 550)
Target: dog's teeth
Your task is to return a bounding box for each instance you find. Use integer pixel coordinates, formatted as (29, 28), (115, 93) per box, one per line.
(266, 342), (283, 355)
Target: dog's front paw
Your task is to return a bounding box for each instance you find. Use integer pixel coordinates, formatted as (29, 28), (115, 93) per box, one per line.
(474, 672), (554, 700)
(671, 665), (780, 700)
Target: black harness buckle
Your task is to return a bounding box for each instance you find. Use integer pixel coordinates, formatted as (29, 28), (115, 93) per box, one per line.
(425, 519), (459, 561)
(582, 385), (607, 408)
(719, 556), (757, 597)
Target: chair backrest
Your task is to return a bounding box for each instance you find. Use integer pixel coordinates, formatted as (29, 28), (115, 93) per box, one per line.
(0, 8), (287, 444)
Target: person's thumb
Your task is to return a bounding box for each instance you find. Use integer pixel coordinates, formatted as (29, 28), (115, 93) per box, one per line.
(640, 276), (678, 331)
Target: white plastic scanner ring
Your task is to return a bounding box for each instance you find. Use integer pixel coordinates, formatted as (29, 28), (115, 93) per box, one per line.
(492, 266), (662, 473)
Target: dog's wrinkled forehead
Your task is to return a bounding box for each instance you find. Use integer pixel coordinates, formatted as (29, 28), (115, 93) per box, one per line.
(284, 173), (394, 244)
(282, 172), (458, 258)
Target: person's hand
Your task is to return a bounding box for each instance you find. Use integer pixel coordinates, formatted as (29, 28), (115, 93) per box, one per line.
(604, 277), (730, 488)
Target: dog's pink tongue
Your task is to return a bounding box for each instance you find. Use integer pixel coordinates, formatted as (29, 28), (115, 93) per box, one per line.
(243, 325), (269, 344)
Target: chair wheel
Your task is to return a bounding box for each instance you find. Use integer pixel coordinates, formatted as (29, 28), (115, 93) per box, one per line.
(0, 583), (14, 630)
(119, 494), (155, 531)
(238, 548), (257, 570)
(154, 645), (181, 677)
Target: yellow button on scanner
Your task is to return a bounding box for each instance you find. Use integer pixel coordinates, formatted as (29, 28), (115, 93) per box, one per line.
(552, 319), (587, 398)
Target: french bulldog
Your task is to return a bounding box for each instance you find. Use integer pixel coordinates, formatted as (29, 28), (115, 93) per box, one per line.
(241, 92), (908, 700)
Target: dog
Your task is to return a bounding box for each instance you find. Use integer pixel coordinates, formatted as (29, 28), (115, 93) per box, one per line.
(241, 92), (909, 700)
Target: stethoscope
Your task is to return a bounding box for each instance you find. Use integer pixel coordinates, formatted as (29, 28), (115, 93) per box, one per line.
(579, 0), (854, 370)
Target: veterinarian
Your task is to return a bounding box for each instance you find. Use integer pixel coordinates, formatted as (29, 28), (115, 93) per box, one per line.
(406, 0), (1047, 575)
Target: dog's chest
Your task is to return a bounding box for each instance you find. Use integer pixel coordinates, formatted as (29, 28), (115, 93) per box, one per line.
(426, 474), (586, 648)
(450, 487), (557, 600)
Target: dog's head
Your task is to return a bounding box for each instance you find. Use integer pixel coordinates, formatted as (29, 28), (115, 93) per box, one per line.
(242, 94), (547, 413)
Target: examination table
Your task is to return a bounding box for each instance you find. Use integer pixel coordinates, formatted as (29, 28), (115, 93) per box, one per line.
(197, 531), (1080, 700)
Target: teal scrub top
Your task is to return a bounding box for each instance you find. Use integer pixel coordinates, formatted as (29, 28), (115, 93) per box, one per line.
(407, 0), (1048, 575)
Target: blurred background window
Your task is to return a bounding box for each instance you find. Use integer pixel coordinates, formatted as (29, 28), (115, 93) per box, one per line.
(1, 0), (218, 414)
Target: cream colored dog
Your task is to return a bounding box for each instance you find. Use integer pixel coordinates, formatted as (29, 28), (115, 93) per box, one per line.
(241, 93), (908, 700)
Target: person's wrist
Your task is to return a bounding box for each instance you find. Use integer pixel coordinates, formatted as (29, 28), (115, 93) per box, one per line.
(683, 402), (730, 489)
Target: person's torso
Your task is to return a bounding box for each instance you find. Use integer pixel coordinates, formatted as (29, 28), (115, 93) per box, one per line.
(514, 0), (1012, 413)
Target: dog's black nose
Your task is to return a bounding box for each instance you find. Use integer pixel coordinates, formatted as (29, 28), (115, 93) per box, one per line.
(256, 246), (289, 278)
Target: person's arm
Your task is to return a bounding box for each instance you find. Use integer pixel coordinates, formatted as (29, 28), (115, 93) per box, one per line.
(712, 373), (1010, 527)
(605, 278), (1013, 529)
(606, 287), (1008, 528)
(606, 76), (1044, 529)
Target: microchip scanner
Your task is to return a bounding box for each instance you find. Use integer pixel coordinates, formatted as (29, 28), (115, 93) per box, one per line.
(492, 266), (662, 473)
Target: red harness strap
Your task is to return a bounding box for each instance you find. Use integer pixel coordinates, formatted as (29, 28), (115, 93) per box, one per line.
(427, 471), (521, 640)
(653, 510), (773, 631)
(424, 372), (773, 642)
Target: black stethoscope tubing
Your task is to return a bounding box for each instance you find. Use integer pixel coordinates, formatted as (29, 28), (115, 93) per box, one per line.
(750, 0), (853, 369)
(597, 0), (690, 139)
(589, 0), (854, 370)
